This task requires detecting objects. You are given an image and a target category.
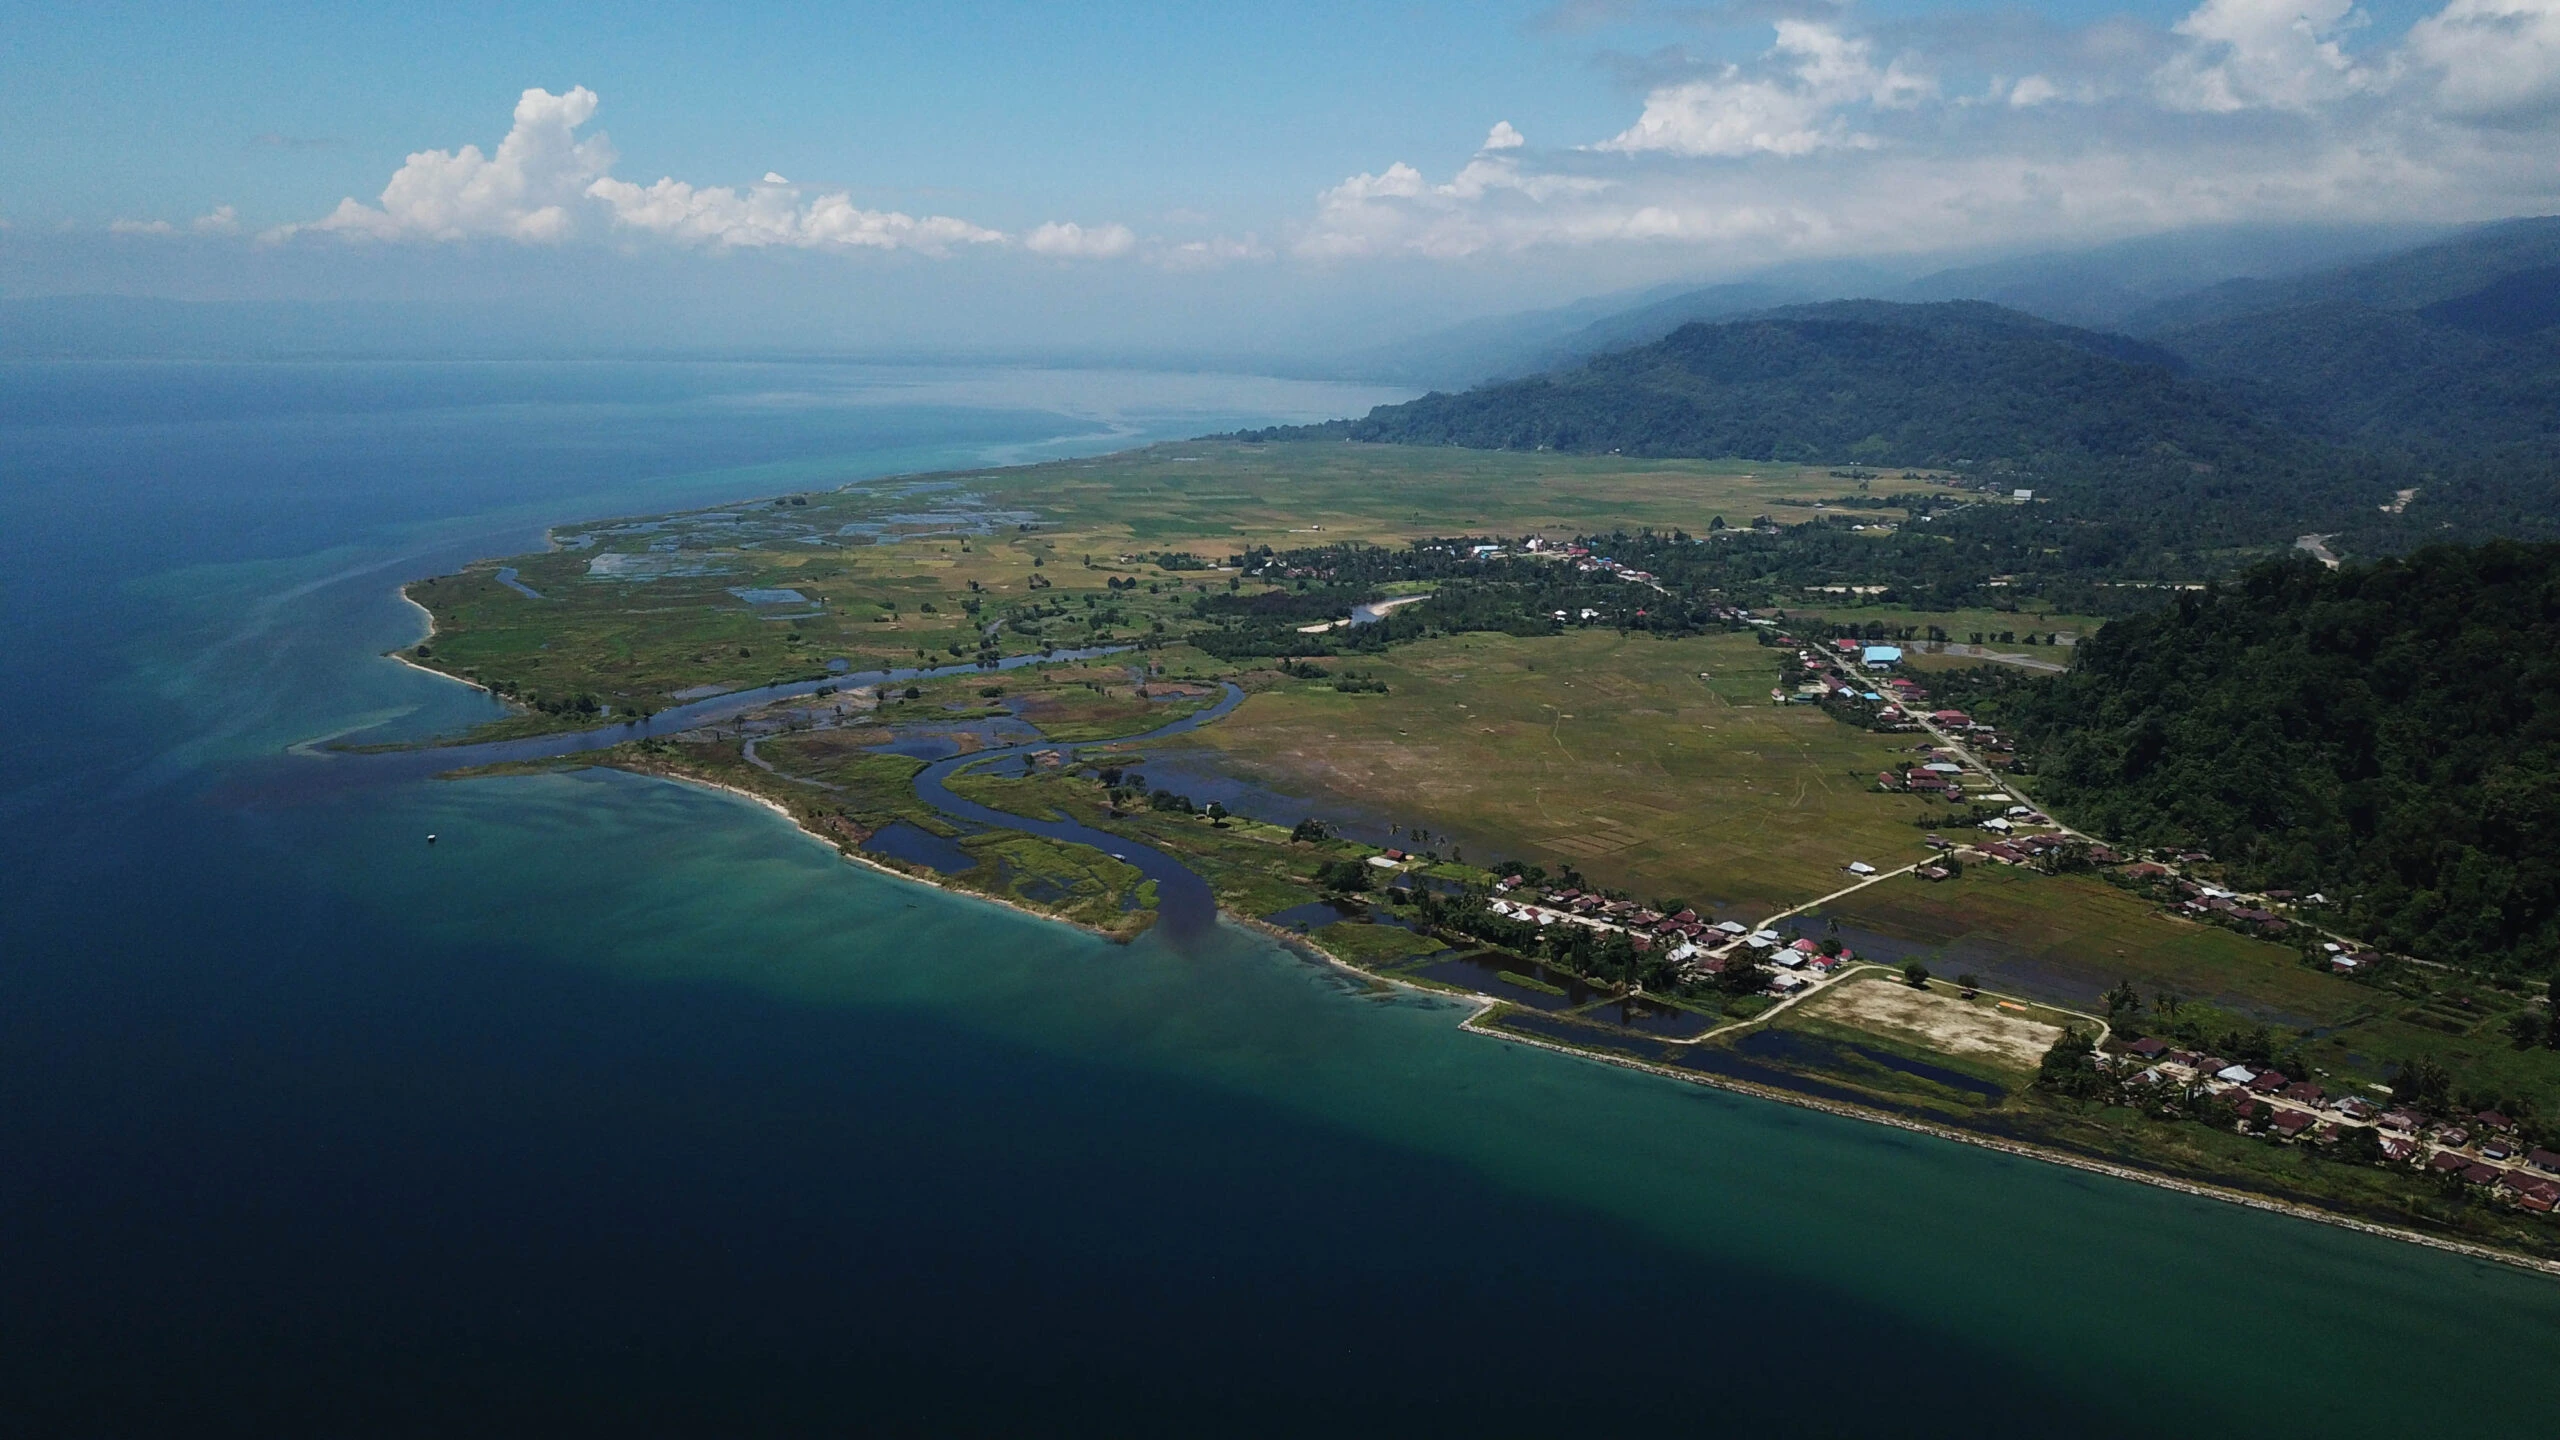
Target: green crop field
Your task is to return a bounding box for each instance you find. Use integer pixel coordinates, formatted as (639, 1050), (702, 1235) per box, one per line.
(1822, 867), (2364, 1021)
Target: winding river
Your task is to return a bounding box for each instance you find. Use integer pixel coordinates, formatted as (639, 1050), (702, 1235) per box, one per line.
(902, 683), (1245, 943)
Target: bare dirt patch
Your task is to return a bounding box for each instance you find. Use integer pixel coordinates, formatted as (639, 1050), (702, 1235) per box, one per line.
(1800, 978), (2063, 1069)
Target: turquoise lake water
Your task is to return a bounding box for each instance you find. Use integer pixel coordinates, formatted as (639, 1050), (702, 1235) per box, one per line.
(4, 359), (2556, 1434)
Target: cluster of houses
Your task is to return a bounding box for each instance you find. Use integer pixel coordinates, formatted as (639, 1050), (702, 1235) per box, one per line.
(2110, 865), (2334, 943)
(1454, 537), (1664, 589)
(1565, 549), (1661, 588)
(2119, 1039), (2560, 1212)
(1787, 643), (2023, 762)
(1483, 877), (1865, 995)
(1488, 880), (1727, 953)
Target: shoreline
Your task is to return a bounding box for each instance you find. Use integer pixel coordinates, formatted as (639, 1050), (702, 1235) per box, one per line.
(1462, 1011), (2560, 1281)
(378, 582), (2560, 1282)
(628, 751), (2560, 1282)
(389, 584), (495, 695)
(592, 757), (1155, 946)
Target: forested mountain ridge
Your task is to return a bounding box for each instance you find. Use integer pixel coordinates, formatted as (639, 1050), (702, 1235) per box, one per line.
(2127, 216), (2560, 333)
(1256, 300), (2293, 471)
(2134, 218), (2560, 458)
(1985, 543), (2560, 970)
(1242, 299), (2425, 555)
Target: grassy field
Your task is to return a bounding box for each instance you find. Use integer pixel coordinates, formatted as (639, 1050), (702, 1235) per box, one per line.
(402, 441), (1940, 737)
(1167, 627), (1936, 915)
(1821, 867), (2366, 1023)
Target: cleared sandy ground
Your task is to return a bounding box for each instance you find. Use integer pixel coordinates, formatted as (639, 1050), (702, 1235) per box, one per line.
(1799, 977), (2063, 1069)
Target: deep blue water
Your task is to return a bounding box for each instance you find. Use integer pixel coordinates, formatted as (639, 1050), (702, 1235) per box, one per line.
(6, 360), (2559, 1436)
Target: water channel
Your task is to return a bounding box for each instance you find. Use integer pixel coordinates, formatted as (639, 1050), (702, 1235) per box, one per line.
(898, 683), (1246, 944)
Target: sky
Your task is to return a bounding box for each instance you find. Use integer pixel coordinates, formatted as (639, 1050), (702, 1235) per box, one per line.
(4, 0), (2557, 356)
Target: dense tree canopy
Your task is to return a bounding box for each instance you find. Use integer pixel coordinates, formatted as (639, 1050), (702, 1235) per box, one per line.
(1271, 302), (2295, 469)
(1992, 543), (2560, 970)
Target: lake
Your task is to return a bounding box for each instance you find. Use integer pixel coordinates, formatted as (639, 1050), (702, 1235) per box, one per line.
(4, 358), (2555, 1434)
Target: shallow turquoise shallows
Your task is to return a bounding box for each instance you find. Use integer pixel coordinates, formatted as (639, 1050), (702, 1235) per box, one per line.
(4, 360), (2554, 1435)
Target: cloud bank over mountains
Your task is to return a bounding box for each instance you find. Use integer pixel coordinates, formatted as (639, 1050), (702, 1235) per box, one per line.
(1305, 0), (2560, 262)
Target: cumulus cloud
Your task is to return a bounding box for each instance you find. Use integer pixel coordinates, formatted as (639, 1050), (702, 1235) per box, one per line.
(1301, 144), (1617, 259)
(279, 86), (1013, 256)
(299, 86), (615, 242)
(1022, 221), (1140, 258)
(1297, 0), (2560, 263)
(2404, 0), (2560, 116)
(1599, 21), (1932, 156)
(587, 174), (1003, 254)
(2153, 0), (2370, 112)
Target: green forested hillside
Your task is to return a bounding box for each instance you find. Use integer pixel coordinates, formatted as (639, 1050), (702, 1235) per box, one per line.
(1249, 299), (2412, 555)
(1994, 543), (2560, 970)
(1275, 301), (2271, 469)
(2138, 218), (2560, 459)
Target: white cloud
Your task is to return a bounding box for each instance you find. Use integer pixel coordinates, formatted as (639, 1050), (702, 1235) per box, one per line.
(1022, 221), (1139, 258)
(301, 86), (615, 242)
(1598, 21), (1933, 157)
(2153, 0), (2369, 112)
(1301, 146), (1615, 259)
(1296, 1), (2560, 265)
(2404, 0), (2560, 116)
(109, 204), (241, 236)
(1482, 121), (1527, 151)
(2009, 74), (2062, 106)
(280, 87), (1005, 256)
(1153, 234), (1274, 270)
(588, 174), (1003, 254)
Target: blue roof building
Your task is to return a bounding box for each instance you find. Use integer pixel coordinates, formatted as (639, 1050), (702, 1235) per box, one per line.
(1862, 645), (1903, 668)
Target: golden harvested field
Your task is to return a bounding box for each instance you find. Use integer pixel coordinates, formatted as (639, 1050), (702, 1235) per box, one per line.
(1169, 627), (1942, 915)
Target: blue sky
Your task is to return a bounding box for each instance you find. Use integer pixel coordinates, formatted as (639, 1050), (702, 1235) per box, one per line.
(4, 0), (2554, 351)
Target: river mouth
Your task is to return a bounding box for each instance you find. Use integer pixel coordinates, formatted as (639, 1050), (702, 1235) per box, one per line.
(896, 682), (1249, 950)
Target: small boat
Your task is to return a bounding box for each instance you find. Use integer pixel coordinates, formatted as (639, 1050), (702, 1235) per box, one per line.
(426, 834), (438, 844)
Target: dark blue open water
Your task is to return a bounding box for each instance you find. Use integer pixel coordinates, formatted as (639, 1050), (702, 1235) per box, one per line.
(5, 360), (2558, 1435)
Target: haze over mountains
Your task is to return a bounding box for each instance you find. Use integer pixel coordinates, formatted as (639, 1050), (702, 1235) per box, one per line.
(1290, 215), (2560, 468)
(1243, 216), (2560, 565)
